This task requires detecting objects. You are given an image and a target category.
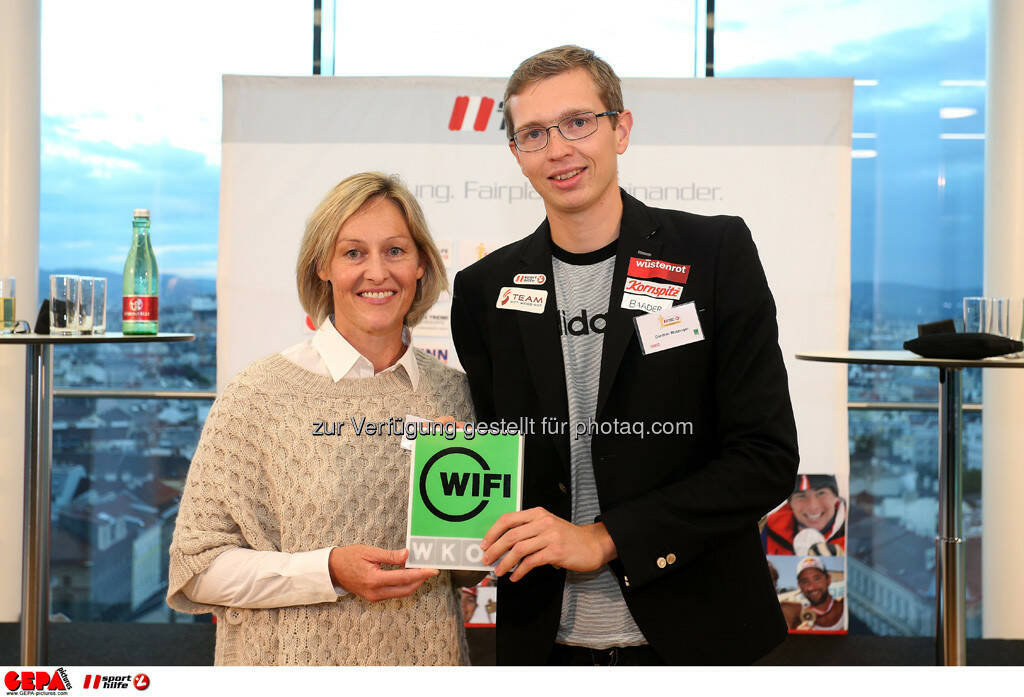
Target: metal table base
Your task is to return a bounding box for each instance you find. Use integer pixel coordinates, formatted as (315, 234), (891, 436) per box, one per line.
(936, 367), (964, 666)
(2, 332), (194, 666)
(21, 344), (52, 665)
(796, 350), (1024, 666)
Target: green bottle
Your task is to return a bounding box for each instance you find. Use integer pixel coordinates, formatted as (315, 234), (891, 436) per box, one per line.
(122, 209), (159, 334)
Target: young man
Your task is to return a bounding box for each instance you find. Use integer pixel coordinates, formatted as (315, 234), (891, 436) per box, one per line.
(450, 45), (799, 665)
(794, 557), (845, 631)
(763, 474), (847, 556)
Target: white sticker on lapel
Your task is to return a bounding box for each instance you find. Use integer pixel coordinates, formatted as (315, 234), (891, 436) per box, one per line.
(496, 287), (548, 314)
(622, 277), (683, 301)
(621, 293), (673, 314)
(513, 273), (547, 285)
(634, 301), (704, 355)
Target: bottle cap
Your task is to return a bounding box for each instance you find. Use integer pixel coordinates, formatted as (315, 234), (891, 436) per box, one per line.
(133, 208), (150, 219)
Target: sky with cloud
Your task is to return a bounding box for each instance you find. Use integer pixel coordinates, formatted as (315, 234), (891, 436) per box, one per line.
(40, 0), (986, 290)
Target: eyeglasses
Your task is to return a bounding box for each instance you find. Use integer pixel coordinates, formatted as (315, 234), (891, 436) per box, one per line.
(510, 111), (619, 152)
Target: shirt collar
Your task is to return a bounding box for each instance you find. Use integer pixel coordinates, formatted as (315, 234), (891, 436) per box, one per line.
(311, 318), (419, 390)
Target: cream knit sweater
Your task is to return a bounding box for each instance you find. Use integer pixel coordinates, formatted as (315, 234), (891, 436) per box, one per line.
(167, 350), (474, 665)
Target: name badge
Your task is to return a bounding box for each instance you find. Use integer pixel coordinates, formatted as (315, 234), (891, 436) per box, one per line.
(496, 286), (548, 314)
(634, 301), (704, 355)
(621, 293), (673, 314)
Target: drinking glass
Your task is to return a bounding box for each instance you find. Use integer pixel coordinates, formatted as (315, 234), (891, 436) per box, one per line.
(962, 296), (994, 334)
(78, 277), (97, 334)
(50, 274), (80, 335)
(0, 277), (14, 334)
(89, 277), (108, 334)
(988, 297), (1011, 338)
(1003, 298), (1023, 357)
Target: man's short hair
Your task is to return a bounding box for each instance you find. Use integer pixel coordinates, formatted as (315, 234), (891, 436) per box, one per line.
(503, 45), (623, 134)
(295, 172), (447, 329)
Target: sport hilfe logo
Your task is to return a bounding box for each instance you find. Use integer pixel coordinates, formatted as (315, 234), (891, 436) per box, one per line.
(81, 673), (149, 690)
(513, 273), (546, 285)
(419, 447), (512, 523)
(448, 96), (504, 132)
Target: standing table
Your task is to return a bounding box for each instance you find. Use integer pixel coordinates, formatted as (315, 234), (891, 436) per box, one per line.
(0, 332), (194, 666)
(795, 350), (1024, 666)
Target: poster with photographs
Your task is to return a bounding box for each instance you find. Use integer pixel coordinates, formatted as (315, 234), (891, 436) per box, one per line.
(461, 573), (497, 628)
(762, 472), (848, 633)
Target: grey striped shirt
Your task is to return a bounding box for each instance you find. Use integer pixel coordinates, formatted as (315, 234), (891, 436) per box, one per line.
(551, 244), (646, 649)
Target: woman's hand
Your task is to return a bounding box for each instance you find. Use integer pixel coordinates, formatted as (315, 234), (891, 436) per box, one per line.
(328, 546), (438, 603)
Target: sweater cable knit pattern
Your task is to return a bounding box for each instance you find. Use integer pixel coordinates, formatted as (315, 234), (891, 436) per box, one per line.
(167, 350), (473, 665)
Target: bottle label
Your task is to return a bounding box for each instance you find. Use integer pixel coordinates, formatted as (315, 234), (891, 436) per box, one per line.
(123, 296), (158, 321)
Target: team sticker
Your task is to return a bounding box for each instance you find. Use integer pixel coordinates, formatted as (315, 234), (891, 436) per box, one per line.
(496, 287), (548, 313)
(496, 257), (689, 316)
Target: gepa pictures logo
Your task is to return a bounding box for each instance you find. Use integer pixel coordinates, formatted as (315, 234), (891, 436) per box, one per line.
(448, 96), (504, 132)
(4, 668), (70, 694)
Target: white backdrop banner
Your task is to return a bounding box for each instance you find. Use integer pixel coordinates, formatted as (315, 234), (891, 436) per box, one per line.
(219, 76), (852, 629)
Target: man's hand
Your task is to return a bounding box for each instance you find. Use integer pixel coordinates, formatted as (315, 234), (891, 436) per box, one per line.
(480, 507), (617, 581)
(328, 546), (438, 603)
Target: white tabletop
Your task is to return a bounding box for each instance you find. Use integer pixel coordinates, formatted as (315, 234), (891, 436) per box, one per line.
(0, 332), (194, 345)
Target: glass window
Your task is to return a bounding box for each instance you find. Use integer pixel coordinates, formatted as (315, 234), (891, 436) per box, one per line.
(40, 0), (310, 622)
(716, 0), (987, 636)
(330, 1), (700, 78)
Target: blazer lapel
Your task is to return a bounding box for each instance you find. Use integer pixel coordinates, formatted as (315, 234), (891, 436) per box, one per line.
(514, 221), (571, 472)
(596, 193), (664, 419)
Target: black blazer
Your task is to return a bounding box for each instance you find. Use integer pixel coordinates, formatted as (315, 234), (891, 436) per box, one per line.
(451, 191), (799, 665)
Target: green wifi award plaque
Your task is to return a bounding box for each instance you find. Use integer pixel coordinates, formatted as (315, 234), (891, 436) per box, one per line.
(406, 431), (523, 570)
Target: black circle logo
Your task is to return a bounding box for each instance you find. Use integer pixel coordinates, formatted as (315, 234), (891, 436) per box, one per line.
(419, 447), (490, 522)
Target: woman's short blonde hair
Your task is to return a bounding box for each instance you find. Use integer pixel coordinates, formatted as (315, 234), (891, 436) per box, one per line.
(296, 172), (447, 329)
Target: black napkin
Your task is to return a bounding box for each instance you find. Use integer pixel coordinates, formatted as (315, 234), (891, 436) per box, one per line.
(34, 300), (50, 334)
(904, 332), (1022, 359)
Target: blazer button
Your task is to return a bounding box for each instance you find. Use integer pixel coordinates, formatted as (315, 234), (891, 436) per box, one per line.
(666, 553), (677, 565)
(558, 482), (568, 494)
(226, 608), (243, 625)
(623, 575), (630, 587)
(656, 557), (667, 569)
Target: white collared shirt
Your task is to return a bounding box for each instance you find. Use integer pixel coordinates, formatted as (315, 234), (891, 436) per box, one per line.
(180, 320), (417, 608)
(280, 318), (419, 389)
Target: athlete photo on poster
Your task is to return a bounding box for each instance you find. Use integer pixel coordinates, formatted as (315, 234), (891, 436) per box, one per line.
(768, 555), (848, 633)
(461, 573), (497, 628)
(762, 473), (847, 556)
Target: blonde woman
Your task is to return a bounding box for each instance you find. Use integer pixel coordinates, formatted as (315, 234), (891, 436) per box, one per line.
(168, 173), (479, 665)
